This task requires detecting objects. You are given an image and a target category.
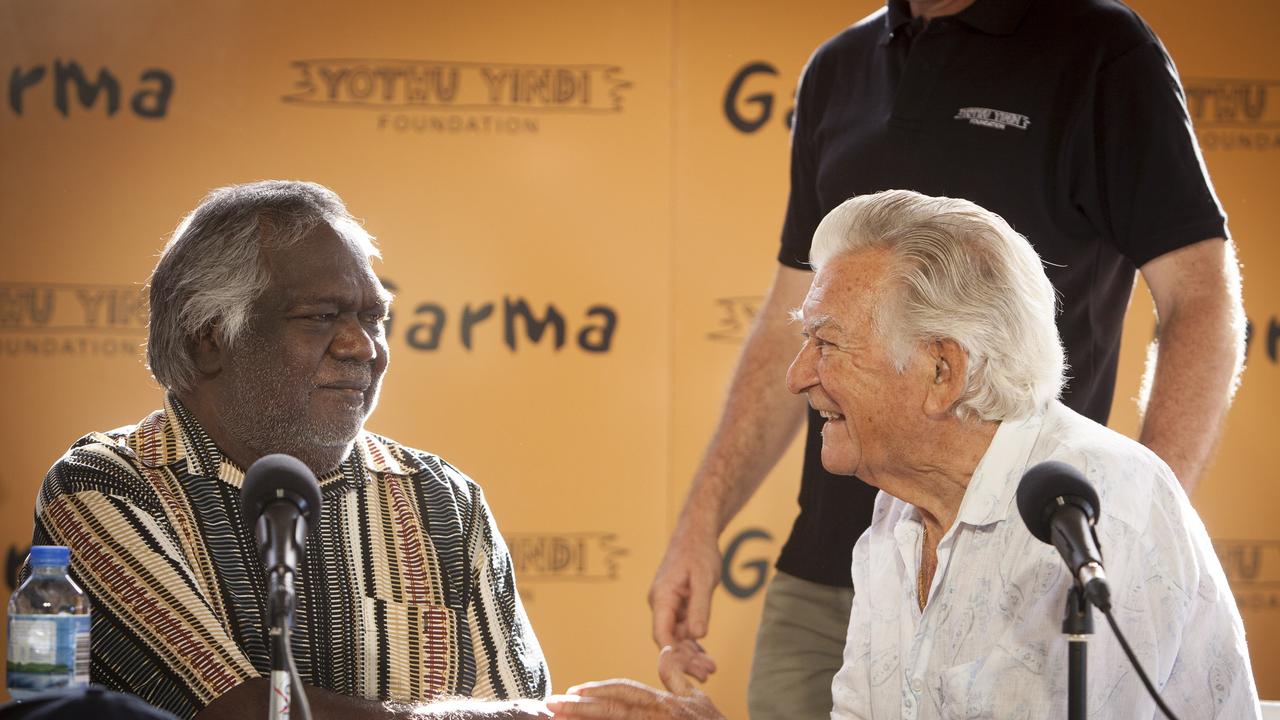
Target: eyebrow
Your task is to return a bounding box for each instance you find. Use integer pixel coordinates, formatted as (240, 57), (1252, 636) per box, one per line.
(288, 293), (392, 310)
(792, 310), (843, 336)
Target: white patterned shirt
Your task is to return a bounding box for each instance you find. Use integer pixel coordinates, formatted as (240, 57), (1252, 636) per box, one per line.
(831, 401), (1260, 719)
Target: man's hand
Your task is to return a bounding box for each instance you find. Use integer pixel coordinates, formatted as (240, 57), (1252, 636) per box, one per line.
(420, 697), (555, 719)
(648, 529), (722, 648)
(545, 641), (722, 720)
(657, 641), (717, 687)
(546, 681), (723, 720)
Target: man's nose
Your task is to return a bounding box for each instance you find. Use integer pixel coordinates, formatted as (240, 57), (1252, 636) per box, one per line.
(330, 314), (377, 362)
(786, 341), (817, 395)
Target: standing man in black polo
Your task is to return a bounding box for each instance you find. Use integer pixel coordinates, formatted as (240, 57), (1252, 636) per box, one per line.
(648, 0), (1247, 717)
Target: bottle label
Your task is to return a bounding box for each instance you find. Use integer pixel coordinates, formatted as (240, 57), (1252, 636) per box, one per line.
(7, 614), (91, 696)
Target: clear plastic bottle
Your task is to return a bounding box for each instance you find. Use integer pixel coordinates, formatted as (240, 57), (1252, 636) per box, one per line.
(6, 546), (91, 700)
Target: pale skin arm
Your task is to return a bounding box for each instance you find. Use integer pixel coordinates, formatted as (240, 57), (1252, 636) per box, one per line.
(195, 678), (552, 719)
(648, 264), (813, 648)
(1136, 237), (1246, 493)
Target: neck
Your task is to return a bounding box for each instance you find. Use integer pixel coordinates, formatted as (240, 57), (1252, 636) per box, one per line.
(178, 391), (260, 470)
(867, 418), (999, 538)
(909, 0), (978, 21)
(176, 390), (347, 475)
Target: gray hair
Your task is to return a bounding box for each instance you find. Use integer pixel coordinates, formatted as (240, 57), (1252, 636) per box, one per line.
(147, 180), (379, 394)
(810, 189), (1065, 421)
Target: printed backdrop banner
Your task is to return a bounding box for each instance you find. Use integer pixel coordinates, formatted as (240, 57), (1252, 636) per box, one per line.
(1, 0), (1277, 714)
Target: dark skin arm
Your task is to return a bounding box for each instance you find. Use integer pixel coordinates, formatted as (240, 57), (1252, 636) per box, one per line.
(195, 678), (553, 720)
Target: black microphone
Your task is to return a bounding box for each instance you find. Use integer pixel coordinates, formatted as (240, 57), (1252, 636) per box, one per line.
(241, 455), (321, 720)
(1016, 460), (1111, 611)
(240, 454), (322, 620)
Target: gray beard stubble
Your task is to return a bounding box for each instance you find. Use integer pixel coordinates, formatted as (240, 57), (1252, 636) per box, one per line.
(218, 331), (374, 475)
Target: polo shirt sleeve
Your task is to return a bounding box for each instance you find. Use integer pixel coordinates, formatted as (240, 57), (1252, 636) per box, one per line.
(463, 484), (551, 700)
(777, 50), (827, 270)
(30, 439), (258, 719)
(1088, 40), (1228, 268)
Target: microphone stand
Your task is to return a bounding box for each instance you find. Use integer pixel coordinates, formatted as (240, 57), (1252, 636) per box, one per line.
(1062, 586), (1093, 720)
(259, 503), (312, 720)
(268, 567), (297, 720)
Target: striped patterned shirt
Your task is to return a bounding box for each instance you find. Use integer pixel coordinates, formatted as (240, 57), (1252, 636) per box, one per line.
(27, 396), (550, 718)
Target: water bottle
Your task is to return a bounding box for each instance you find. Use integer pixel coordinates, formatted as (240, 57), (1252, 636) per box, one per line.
(6, 546), (91, 700)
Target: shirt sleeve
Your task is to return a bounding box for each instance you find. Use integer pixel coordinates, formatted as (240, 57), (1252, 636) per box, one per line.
(777, 48), (827, 270)
(30, 440), (258, 720)
(1087, 40), (1228, 267)
(464, 484), (551, 700)
(1061, 446), (1260, 718)
(1093, 453), (1262, 718)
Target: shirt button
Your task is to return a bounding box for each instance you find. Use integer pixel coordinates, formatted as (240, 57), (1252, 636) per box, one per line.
(911, 677), (924, 693)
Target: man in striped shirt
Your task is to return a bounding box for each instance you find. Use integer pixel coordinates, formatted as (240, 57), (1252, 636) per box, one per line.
(27, 181), (552, 719)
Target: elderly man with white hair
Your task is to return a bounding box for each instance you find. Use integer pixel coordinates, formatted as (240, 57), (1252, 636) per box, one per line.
(25, 180), (552, 720)
(550, 190), (1260, 719)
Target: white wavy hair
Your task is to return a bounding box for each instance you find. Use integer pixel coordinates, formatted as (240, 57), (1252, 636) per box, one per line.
(147, 180), (378, 394)
(810, 189), (1066, 422)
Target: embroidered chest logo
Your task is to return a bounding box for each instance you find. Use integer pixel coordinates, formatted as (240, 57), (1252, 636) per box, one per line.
(954, 106), (1030, 130)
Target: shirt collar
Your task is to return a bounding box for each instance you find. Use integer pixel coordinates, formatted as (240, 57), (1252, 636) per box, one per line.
(883, 0), (1032, 42)
(953, 407), (1047, 528)
(885, 0), (915, 37)
(154, 394), (412, 489)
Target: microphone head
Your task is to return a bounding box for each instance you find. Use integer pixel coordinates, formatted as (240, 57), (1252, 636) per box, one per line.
(240, 453), (323, 536)
(1016, 460), (1100, 544)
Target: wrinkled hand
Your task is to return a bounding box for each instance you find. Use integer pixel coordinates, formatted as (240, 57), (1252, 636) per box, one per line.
(402, 697), (556, 718)
(546, 680), (724, 720)
(658, 640), (716, 687)
(545, 641), (720, 720)
(648, 531), (721, 648)
(500, 697), (558, 718)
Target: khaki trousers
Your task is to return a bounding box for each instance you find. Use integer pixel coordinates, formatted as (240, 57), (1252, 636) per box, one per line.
(746, 570), (855, 720)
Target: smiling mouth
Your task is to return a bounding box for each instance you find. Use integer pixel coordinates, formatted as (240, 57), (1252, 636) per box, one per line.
(318, 385), (368, 395)
(818, 410), (845, 422)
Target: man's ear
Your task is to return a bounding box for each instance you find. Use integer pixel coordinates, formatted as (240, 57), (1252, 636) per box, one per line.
(922, 338), (967, 417)
(192, 326), (224, 377)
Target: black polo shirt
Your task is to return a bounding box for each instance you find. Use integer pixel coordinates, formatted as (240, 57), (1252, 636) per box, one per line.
(776, 0), (1226, 587)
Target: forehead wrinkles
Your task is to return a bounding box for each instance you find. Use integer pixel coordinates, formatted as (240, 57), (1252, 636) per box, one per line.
(261, 234), (379, 306)
(805, 270), (876, 337)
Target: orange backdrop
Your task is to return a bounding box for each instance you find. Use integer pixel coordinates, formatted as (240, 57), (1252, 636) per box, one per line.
(2, 1), (1277, 715)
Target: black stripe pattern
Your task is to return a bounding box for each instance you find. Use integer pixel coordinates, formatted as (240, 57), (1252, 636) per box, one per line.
(25, 396), (551, 718)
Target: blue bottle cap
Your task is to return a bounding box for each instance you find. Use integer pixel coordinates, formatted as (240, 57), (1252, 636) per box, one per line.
(28, 545), (72, 567)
